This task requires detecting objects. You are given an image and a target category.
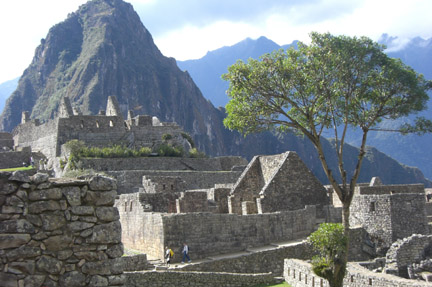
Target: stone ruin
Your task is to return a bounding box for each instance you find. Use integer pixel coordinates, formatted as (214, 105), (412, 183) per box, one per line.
(11, 96), (191, 166)
(2, 95), (432, 286)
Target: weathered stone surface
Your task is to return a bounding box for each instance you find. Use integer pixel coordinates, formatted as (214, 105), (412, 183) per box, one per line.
(89, 176), (116, 191)
(6, 245), (41, 261)
(28, 200), (60, 213)
(1, 206), (23, 214)
(108, 274), (126, 285)
(68, 221), (95, 232)
(84, 191), (117, 206)
(71, 206), (94, 215)
(0, 234), (31, 249)
(89, 274), (109, 286)
(31, 173), (49, 184)
(43, 234), (72, 251)
(7, 195), (24, 207)
(82, 261), (111, 275)
(40, 214), (66, 231)
(0, 182), (17, 195)
(62, 186), (81, 206)
(36, 255), (63, 274)
(8, 261), (36, 275)
(14, 189), (27, 201)
(28, 188), (62, 201)
(87, 221), (121, 244)
(96, 207), (119, 222)
(23, 275), (46, 287)
(44, 234), (73, 251)
(0, 219), (35, 233)
(0, 272), (18, 287)
(106, 243), (123, 259)
(9, 171), (30, 183)
(59, 271), (86, 287)
(57, 249), (73, 260)
(26, 214), (42, 227)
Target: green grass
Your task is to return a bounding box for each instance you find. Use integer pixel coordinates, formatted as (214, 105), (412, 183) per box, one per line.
(0, 166), (35, 172)
(255, 282), (290, 287)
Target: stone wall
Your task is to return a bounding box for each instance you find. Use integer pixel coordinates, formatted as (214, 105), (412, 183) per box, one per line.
(125, 271), (279, 287)
(0, 147), (32, 169)
(0, 171), (124, 287)
(349, 184), (428, 252)
(109, 170), (242, 194)
(0, 132), (13, 149)
(384, 234), (432, 278)
(162, 206), (317, 262)
(229, 152), (329, 216)
(284, 259), (432, 287)
(80, 156), (247, 172)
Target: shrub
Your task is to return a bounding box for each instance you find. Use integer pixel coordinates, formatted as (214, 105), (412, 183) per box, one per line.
(181, 132), (195, 148)
(162, 133), (173, 141)
(156, 143), (184, 157)
(189, 147), (206, 158)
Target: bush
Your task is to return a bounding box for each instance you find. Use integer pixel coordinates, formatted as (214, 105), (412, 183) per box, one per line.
(156, 143), (184, 157)
(189, 147), (206, 158)
(162, 133), (173, 141)
(181, 132), (195, 148)
(308, 223), (347, 287)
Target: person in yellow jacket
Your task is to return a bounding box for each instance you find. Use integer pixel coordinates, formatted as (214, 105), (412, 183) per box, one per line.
(165, 246), (173, 266)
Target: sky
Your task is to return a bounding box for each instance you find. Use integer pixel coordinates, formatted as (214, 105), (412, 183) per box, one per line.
(1, 0), (432, 84)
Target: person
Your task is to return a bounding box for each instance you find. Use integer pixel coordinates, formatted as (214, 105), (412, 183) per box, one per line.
(30, 156), (34, 167)
(181, 242), (191, 263)
(165, 246), (173, 266)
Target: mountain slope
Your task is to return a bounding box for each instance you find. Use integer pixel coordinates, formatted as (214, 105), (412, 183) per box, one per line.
(0, 0), (429, 186)
(0, 77), (19, 114)
(178, 35), (432, 180)
(177, 37), (295, 108)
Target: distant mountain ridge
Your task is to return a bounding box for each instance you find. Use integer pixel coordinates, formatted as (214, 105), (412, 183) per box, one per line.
(177, 35), (432, 180)
(0, 0), (430, 186)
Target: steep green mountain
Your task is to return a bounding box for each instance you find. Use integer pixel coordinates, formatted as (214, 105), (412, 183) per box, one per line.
(0, 0), (430, 186)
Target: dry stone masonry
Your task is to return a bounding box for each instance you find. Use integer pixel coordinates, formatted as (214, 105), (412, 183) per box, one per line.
(0, 171), (124, 287)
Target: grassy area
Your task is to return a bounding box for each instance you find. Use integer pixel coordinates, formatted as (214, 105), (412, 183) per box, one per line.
(0, 166), (35, 172)
(256, 282), (290, 287)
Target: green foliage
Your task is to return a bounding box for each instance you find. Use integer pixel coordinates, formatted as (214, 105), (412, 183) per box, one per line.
(156, 143), (184, 157)
(189, 147), (207, 158)
(181, 132), (195, 148)
(162, 133), (173, 141)
(62, 169), (108, 179)
(308, 223), (347, 286)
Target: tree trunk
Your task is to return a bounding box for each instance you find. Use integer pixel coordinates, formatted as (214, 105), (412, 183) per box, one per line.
(330, 202), (350, 287)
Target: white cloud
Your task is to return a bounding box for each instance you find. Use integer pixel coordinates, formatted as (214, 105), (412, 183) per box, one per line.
(1, 0), (432, 83)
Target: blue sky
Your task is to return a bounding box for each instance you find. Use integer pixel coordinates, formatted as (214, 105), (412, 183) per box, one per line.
(1, 0), (432, 83)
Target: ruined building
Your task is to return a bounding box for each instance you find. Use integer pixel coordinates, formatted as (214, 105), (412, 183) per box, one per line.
(12, 96), (190, 161)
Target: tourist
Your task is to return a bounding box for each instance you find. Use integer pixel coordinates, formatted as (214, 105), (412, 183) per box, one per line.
(165, 246), (173, 266)
(181, 242), (191, 263)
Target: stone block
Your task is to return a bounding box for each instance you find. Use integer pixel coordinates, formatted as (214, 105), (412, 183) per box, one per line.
(62, 186), (82, 206)
(9, 171), (30, 183)
(89, 175), (117, 191)
(89, 275), (109, 286)
(71, 206), (94, 215)
(96, 207), (120, 222)
(0, 219), (35, 233)
(36, 255), (63, 275)
(0, 234), (31, 249)
(29, 188), (62, 201)
(84, 191), (117, 206)
(0, 272), (18, 287)
(28, 200), (61, 214)
(87, 221), (121, 244)
(59, 271), (86, 287)
(41, 214), (66, 231)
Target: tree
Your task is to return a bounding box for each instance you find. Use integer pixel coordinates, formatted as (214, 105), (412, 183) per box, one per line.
(308, 223), (347, 287)
(222, 32), (432, 287)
